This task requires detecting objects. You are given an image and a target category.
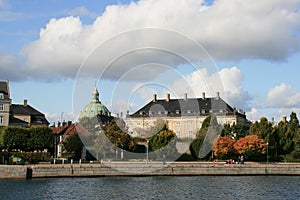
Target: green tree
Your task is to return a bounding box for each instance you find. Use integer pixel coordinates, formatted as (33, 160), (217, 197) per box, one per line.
(28, 127), (53, 151)
(250, 117), (272, 139)
(291, 128), (300, 160)
(62, 134), (83, 160)
(2, 127), (28, 151)
(78, 116), (114, 160)
(221, 123), (250, 140)
(148, 120), (179, 160)
(277, 120), (289, 155)
(190, 115), (221, 160)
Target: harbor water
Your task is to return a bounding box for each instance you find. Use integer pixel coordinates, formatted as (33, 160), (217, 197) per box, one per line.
(0, 176), (299, 200)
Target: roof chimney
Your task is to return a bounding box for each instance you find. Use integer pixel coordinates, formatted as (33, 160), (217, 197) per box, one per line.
(153, 94), (157, 102)
(24, 99), (28, 106)
(184, 93), (188, 101)
(216, 92), (220, 100)
(166, 93), (170, 102)
(202, 92), (206, 100)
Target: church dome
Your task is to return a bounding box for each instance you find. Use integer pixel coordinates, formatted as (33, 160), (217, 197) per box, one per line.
(79, 87), (110, 120)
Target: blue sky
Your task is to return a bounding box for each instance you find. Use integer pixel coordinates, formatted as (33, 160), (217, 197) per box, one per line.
(1, 0), (300, 125)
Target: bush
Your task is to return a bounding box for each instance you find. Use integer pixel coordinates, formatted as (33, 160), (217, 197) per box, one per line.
(12, 152), (50, 163)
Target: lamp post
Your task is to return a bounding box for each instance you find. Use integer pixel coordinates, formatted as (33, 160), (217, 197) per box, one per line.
(146, 139), (149, 164)
(266, 142), (269, 164)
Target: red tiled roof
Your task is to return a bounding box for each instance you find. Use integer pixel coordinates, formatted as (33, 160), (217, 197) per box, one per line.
(64, 123), (90, 135)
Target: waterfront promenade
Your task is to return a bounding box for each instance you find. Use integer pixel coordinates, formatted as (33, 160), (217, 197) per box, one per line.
(1, 162), (300, 179)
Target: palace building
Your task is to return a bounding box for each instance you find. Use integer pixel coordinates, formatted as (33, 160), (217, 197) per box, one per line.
(125, 92), (248, 139)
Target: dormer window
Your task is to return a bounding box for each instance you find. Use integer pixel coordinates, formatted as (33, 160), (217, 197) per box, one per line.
(0, 93), (4, 99)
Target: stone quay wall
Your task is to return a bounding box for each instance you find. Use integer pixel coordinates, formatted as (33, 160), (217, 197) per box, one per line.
(0, 165), (27, 179)
(1, 162), (300, 179)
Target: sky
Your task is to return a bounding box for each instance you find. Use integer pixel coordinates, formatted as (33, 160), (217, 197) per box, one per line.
(1, 0), (300, 125)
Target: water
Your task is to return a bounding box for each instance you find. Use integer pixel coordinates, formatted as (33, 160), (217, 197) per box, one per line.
(1, 176), (300, 200)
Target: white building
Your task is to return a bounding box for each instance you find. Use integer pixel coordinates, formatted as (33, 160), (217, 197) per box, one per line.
(125, 92), (248, 139)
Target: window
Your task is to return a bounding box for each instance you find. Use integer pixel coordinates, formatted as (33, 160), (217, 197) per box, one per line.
(0, 104), (3, 111)
(0, 116), (3, 124)
(176, 121), (181, 126)
(176, 131), (181, 138)
(0, 93), (3, 99)
(189, 131), (193, 138)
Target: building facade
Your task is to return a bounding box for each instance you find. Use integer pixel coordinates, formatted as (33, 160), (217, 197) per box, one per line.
(125, 92), (248, 139)
(0, 80), (49, 127)
(0, 80), (11, 126)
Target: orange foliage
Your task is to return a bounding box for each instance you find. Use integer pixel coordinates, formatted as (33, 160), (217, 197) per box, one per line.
(233, 134), (267, 155)
(213, 136), (235, 158)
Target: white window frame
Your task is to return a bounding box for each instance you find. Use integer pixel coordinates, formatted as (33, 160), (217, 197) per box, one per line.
(0, 93), (3, 99)
(0, 104), (3, 111)
(0, 116), (3, 124)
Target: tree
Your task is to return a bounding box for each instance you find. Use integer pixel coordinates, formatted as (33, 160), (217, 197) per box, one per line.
(28, 127), (53, 151)
(291, 128), (300, 160)
(62, 134), (83, 160)
(148, 120), (179, 159)
(190, 115), (221, 160)
(2, 127), (28, 151)
(102, 120), (136, 152)
(233, 134), (267, 161)
(212, 136), (235, 160)
(250, 117), (272, 140)
(78, 116), (114, 160)
(277, 120), (289, 155)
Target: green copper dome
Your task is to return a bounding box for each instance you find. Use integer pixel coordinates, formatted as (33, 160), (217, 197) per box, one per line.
(79, 88), (110, 119)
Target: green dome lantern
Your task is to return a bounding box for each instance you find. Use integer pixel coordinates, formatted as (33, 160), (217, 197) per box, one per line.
(79, 87), (110, 120)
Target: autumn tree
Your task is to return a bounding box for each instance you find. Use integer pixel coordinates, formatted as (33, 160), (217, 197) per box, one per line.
(212, 136), (235, 160)
(233, 134), (267, 161)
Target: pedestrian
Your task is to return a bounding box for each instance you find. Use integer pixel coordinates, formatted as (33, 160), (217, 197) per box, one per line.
(241, 155), (244, 164)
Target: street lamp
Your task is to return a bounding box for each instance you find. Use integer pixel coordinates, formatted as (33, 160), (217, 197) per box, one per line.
(266, 142), (269, 164)
(146, 139), (149, 164)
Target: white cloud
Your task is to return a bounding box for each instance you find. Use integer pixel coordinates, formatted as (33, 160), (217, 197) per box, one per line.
(45, 112), (75, 125)
(67, 6), (97, 18)
(17, 0), (300, 81)
(246, 108), (265, 122)
(0, 52), (27, 81)
(169, 66), (251, 110)
(266, 83), (300, 108)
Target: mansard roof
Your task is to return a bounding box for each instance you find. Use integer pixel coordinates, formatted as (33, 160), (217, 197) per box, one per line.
(129, 95), (245, 118)
(10, 104), (49, 125)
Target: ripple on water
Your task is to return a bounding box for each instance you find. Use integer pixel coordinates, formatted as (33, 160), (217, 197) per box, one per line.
(0, 176), (300, 200)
